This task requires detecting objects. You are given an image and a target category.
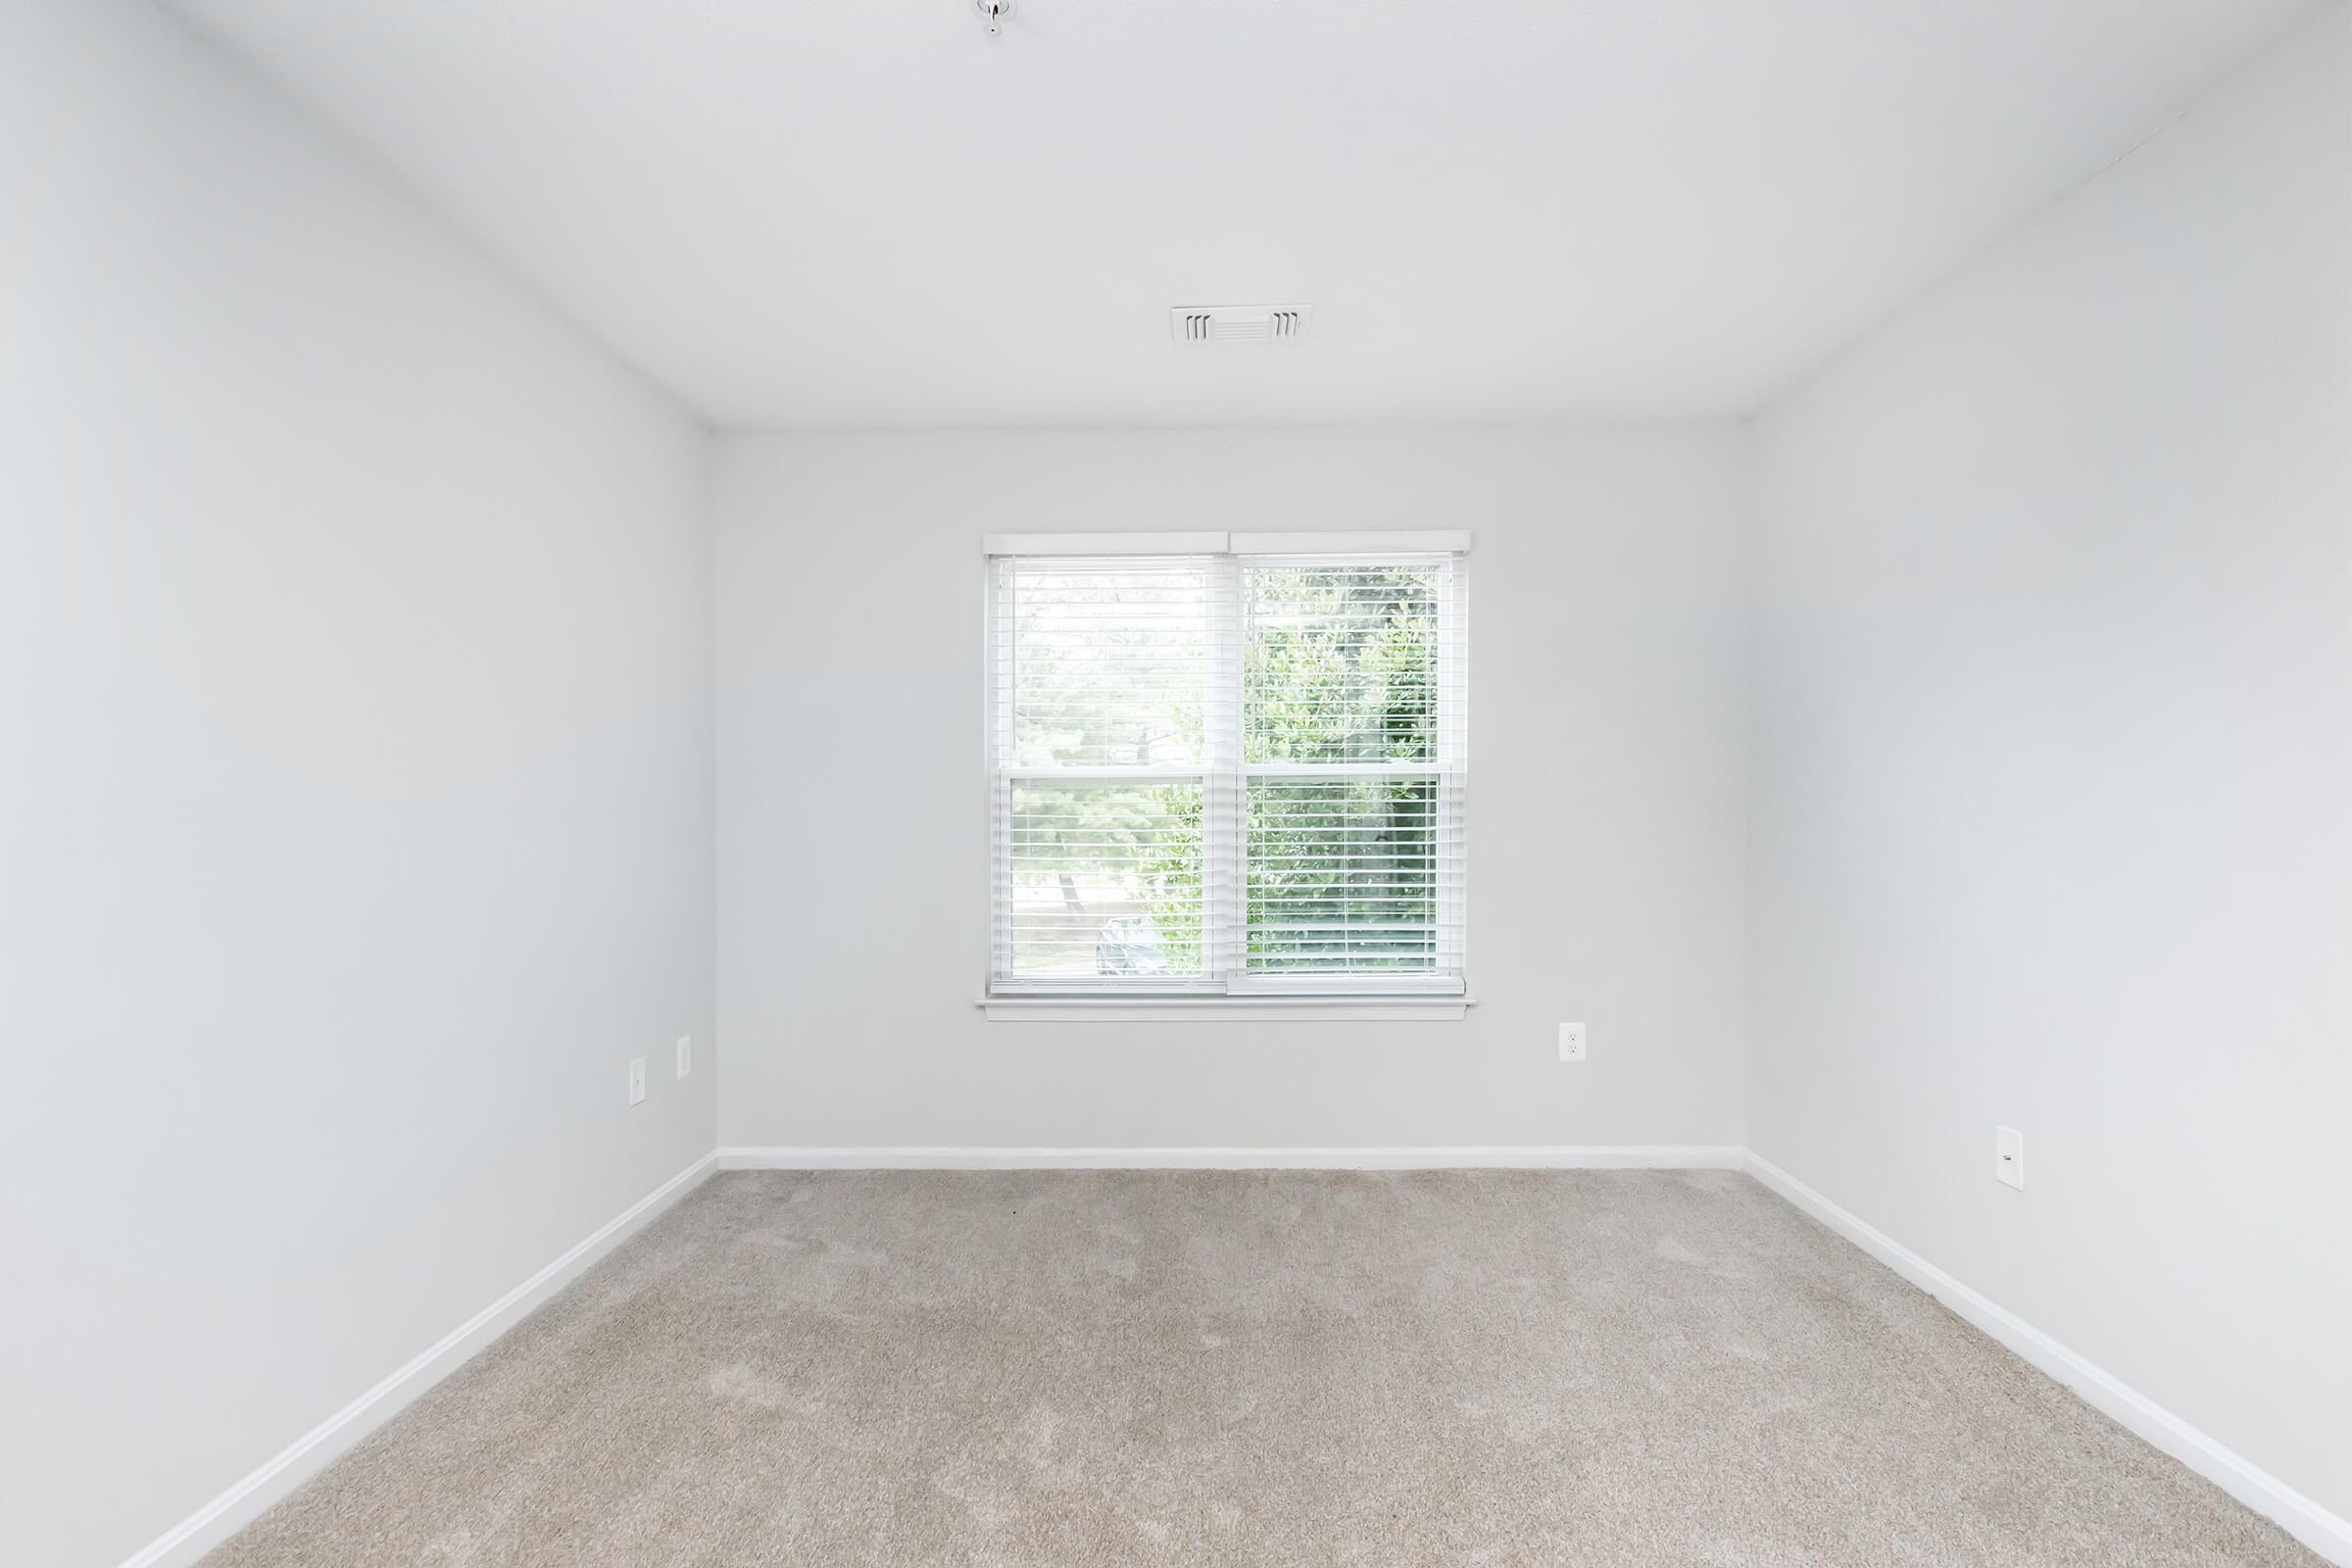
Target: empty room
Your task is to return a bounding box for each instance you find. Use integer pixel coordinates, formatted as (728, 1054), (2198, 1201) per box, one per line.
(6, 0), (2348, 1563)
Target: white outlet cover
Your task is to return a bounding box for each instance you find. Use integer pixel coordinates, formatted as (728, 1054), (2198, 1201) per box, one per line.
(628, 1056), (647, 1106)
(1557, 1022), (1588, 1062)
(675, 1035), (692, 1079)
(1995, 1125), (2025, 1190)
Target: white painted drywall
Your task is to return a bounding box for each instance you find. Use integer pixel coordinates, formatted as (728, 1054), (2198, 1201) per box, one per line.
(715, 427), (1747, 1151)
(0, 4), (715, 1563)
(159, 0), (2327, 426)
(1749, 3), (2351, 1526)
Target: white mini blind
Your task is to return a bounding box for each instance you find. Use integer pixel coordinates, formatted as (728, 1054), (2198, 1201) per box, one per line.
(987, 533), (1467, 997)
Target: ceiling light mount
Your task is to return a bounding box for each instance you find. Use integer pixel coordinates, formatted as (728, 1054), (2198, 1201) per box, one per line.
(974, 0), (1014, 35)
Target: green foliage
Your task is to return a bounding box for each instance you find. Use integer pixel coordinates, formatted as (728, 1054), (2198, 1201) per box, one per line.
(1247, 776), (1435, 972)
(1137, 782), (1202, 970)
(1005, 561), (1441, 978)
(1245, 564), (1437, 763)
(1009, 778), (1202, 976)
(1005, 564), (1209, 975)
(1243, 565), (1439, 971)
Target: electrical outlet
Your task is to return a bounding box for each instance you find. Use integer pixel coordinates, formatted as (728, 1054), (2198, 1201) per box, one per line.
(628, 1057), (647, 1106)
(1995, 1125), (2024, 1190)
(675, 1035), (692, 1079)
(1557, 1022), (1588, 1062)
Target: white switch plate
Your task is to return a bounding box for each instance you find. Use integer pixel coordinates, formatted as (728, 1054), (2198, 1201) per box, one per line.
(674, 1035), (692, 1079)
(1557, 1022), (1588, 1062)
(628, 1056), (647, 1106)
(1995, 1125), (2024, 1190)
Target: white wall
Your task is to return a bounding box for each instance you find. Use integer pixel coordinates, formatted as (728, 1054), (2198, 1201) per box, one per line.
(1749, 3), (2350, 1528)
(0, 4), (715, 1564)
(715, 426), (1747, 1152)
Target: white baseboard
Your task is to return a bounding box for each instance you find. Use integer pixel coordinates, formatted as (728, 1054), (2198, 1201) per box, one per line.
(1742, 1152), (2351, 1567)
(120, 1151), (720, 1568)
(714, 1144), (1745, 1171)
(119, 1144), (2341, 1568)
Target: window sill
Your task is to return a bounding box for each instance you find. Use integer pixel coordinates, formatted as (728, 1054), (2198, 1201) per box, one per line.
(978, 995), (1473, 1023)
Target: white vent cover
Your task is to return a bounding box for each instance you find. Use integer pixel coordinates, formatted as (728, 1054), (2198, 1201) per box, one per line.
(1170, 304), (1313, 344)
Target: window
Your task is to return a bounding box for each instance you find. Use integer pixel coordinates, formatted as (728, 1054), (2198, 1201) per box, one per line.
(984, 531), (1468, 1016)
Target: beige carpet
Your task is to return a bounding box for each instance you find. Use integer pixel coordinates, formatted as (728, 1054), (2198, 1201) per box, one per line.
(204, 1170), (2316, 1566)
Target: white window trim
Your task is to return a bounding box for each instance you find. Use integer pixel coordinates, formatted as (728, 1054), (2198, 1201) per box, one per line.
(983, 529), (1472, 558)
(981, 530), (1470, 1021)
(977, 995), (1474, 1022)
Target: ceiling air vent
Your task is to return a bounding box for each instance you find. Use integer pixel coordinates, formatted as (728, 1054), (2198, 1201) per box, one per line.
(1171, 304), (1313, 345)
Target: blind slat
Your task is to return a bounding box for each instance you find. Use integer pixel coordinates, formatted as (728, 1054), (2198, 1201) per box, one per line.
(989, 547), (1465, 992)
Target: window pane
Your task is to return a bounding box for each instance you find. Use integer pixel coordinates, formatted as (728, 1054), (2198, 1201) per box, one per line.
(1245, 563), (1440, 764)
(1248, 775), (1437, 972)
(1007, 560), (1208, 768)
(1005, 779), (1203, 979)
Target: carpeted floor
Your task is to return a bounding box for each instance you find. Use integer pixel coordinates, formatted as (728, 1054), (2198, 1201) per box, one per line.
(204, 1169), (2317, 1566)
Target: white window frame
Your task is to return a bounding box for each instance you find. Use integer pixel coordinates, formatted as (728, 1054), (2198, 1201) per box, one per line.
(980, 530), (1470, 1021)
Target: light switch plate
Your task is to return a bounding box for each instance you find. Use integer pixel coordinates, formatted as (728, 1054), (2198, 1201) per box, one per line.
(1995, 1125), (2024, 1190)
(628, 1057), (647, 1106)
(675, 1035), (692, 1079)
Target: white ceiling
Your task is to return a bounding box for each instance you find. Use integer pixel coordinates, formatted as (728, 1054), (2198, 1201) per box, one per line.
(165, 0), (2326, 427)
